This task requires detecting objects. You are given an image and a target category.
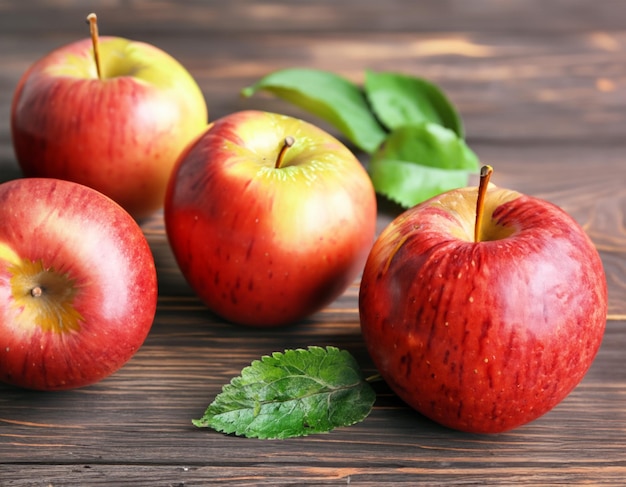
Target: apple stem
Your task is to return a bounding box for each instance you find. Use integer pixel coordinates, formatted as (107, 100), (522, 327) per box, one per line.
(86, 13), (102, 80)
(31, 286), (43, 298)
(275, 136), (295, 169)
(474, 165), (493, 243)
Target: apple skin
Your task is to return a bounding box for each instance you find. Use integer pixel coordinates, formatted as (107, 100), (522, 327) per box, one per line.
(10, 36), (208, 220)
(164, 110), (377, 327)
(359, 185), (607, 433)
(0, 178), (158, 390)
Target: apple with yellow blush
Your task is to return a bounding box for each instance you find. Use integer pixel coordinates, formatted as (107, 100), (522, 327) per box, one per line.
(0, 178), (158, 390)
(165, 110), (377, 327)
(10, 14), (208, 220)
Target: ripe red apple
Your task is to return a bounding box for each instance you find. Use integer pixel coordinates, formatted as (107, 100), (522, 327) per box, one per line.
(359, 166), (607, 433)
(164, 110), (377, 327)
(0, 178), (158, 390)
(10, 14), (208, 220)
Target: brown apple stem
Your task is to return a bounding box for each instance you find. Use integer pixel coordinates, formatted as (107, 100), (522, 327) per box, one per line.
(275, 136), (295, 169)
(474, 165), (493, 243)
(86, 13), (102, 79)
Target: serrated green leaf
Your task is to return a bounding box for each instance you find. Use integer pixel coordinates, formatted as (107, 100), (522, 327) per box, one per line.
(242, 68), (387, 154)
(193, 346), (376, 439)
(365, 70), (464, 138)
(369, 123), (479, 208)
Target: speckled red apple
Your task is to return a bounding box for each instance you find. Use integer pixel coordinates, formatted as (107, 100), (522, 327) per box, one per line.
(165, 110), (377, 327)
(359, 166), (607, 433)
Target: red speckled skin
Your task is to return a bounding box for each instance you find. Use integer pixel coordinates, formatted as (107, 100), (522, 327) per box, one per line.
(0, 178), (158, 390)
(359, 186), (607, 433)
(10, 36), (207, 220)
(165, 110), (377, 327)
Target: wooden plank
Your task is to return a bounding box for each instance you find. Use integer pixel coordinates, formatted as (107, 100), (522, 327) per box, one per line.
(2, 463), (626, 486)
(2, 0), (626, 35)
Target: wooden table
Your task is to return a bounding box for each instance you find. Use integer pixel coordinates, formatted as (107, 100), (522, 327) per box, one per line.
(1, 1), (625, 485)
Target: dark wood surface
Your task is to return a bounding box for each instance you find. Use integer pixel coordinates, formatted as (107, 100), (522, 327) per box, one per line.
(1, 1), (626, 485)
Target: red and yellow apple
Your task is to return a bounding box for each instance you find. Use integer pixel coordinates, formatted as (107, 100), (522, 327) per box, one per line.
(10, 14), (207, 220)
(359, 166), (607, 433)
(165, 110), (377, 327)
(0, 178), (158, 390)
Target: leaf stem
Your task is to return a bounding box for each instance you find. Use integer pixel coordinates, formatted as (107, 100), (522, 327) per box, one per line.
(474, 165), (493, 243)
(86, 13), (102, 80)
(275, 136), (295, 169)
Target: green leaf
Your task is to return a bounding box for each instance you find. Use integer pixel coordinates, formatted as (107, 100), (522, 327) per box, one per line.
(369, 123), (480, 208)
(192, 346), (376, 439)
(364, 70), (464, 138)
(242, 68), (387, 154)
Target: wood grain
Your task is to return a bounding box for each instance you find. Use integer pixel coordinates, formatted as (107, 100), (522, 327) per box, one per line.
(1, 1), (626, 485)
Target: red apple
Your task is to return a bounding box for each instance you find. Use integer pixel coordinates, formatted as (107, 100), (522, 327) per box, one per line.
(10, 14), (208, 220)
(0, 178), (158, 390)
(164, 110), (377, 327)
(359, 166), (607, 433)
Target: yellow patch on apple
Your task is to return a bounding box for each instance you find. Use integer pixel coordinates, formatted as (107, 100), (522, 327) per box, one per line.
(8, 258), (84, 334)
